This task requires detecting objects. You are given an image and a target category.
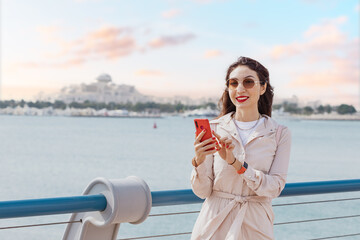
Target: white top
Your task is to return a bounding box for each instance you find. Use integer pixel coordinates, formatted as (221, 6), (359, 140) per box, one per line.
(234, 117), (265, 146)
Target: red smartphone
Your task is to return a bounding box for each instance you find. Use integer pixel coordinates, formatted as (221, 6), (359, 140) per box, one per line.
(194, 119), (215, 150)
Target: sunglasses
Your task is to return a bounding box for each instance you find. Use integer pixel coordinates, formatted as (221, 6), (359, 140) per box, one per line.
(226, 78), (261, 90)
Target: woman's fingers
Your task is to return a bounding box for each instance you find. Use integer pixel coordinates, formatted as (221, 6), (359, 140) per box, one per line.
(194, 130), (207, 144)
(195, 137), (214, 147)
(223, 139), (233, 149)
(211, 131), (232, 148)
(195, 143), (217, 160)
(196, 131), (236, 155)
(203, 142), (216, 151)
(227, 144), (235, 151)
(205, 149), (217, 155)
(217, 137), (228, 148)
(195, 138), (216, 150)
(212, 131), (221, 141)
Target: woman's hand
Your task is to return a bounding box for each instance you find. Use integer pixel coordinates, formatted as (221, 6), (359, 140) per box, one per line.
(212, 130), (236, 164)
(193, 130), (217, 166)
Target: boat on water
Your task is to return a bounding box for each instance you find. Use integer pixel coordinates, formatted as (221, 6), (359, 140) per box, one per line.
(182, 106), (220, 118)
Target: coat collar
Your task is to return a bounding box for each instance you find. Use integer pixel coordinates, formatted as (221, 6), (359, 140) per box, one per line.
(210, 111), (277, 146)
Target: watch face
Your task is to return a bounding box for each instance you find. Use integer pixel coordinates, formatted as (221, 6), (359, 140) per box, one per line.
(243, 161), (248, 169)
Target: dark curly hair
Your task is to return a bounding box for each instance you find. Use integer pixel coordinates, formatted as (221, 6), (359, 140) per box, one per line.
(215, 56), (274, 119)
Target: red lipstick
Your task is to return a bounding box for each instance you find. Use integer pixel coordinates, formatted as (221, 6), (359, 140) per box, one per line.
(236, 96), (249, 103)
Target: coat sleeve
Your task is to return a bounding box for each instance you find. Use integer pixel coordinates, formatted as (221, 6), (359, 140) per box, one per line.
(190, 123), (216, 199)
(243, 126), (292, 198)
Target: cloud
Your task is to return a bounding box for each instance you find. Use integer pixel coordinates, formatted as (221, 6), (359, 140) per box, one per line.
(14, 25), (196, 69)
(135, 69), (164, 76)
(31, 25), (136, 67)
(148, 33), (195, 48)
(269, 16), (359, 107)
(290, 38), (359, 89)
(204, 50), (222, 58)
(271, 16), (348, 59)
(356, 3), (360, 12)
(289, 67), (355, 89)
(162, 9), (181, 18)
(70, 26), (137, 59)
(9, 26), (136, 69)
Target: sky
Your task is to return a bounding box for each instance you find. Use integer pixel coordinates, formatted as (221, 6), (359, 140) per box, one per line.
(1, 0), (359, 109)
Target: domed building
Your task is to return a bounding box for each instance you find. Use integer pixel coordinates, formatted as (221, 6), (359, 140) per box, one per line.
(57, 74), (150, 104)
(96, 73), (112, 83)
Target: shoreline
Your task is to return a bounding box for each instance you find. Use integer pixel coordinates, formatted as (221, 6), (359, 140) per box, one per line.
(280, 114), (360, 121)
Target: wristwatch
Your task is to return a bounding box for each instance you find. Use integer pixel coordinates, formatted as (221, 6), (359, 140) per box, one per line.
(237, 161), (248, 174)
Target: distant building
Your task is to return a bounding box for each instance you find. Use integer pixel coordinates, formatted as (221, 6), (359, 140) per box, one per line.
(57, 74), (151, 104)
(46, 73), (219, 105)
(273, 95), (299, 105)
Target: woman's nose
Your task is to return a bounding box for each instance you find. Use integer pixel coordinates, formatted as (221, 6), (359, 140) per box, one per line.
(236, 82), (246, 91)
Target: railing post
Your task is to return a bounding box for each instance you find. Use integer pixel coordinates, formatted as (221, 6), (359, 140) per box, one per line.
(62, 176), (152, 240)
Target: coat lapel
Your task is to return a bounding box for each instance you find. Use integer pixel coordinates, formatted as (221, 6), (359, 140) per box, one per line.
(210, 111), (277, 148)
(245, 116), (276, 145)
(211, 112), (243, 147)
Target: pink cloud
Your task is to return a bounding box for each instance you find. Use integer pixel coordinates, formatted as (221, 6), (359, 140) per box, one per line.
(71, 26), (136, 59)
(289, 67), (355, 89)
(86, 26), (131, 40)
(15, 25), (196, 69)
(9, 25), (136, 69)
(162, 9), (181, 19)
(5, 22), (198, 74)
(271, 16), (348, 59)
(304, 17), (347, 49)
(271, 43), (303, 59)
(287, 37), (359, 91)
(204, 50), (222, 58)
(148, 33), (195, 48)
(12, 26), (137, 69)
(270, 16), (359, 107)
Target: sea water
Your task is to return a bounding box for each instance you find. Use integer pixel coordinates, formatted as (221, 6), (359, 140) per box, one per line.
(0, 115), (359, 239)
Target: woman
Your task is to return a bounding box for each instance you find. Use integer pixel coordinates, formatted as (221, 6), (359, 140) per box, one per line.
(190, 56), (292, 240)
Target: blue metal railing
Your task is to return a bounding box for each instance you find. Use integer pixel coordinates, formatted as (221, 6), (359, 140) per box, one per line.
(151, 179), (360, 206)
(0, 195), (106, 219)
(1, 179), (360, 219)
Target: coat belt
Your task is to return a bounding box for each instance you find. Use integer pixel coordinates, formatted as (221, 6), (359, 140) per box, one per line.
(196, 191), (269, 240)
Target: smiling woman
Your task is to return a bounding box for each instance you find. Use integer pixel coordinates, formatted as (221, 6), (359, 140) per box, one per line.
(190, 57), (291, 240)
(221, 57), (274, 119)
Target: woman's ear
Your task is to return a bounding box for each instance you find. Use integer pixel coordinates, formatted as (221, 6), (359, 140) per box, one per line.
(260, 82), (267, 95)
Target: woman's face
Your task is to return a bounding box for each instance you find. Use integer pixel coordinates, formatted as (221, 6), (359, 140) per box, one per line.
(228, 65), (267, 111)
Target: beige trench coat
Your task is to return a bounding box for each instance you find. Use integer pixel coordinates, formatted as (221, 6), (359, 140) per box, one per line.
(190, 111), (292, 240)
